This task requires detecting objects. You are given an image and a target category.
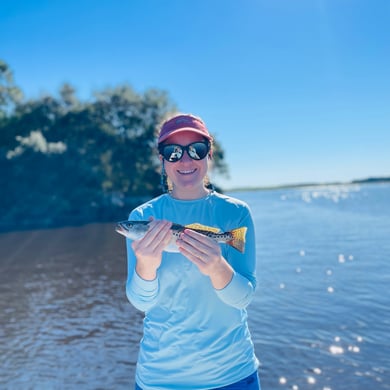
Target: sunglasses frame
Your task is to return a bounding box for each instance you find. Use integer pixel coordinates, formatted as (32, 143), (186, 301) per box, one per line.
(158, 140), (211, 163)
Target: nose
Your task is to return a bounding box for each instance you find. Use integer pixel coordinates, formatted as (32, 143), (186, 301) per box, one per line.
(180, 149), (193, 162)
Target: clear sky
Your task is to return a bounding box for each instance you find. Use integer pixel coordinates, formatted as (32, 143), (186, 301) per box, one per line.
(1, 0), (389, 189)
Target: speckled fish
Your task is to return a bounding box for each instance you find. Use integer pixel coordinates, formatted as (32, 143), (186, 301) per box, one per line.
(115, 220), (247, 253)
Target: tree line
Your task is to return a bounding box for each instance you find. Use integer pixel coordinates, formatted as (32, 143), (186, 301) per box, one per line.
(0, 60), (228, 231)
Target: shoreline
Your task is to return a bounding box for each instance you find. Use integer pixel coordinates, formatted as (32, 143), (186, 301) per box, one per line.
(224, 176), (390, 193)
(1, 177), (388, 234)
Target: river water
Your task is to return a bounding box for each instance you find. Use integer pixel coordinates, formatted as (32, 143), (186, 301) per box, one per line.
(1, 183), (389, 389)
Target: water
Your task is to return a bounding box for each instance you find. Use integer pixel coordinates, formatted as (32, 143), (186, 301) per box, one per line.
(1, 183), (389, 389)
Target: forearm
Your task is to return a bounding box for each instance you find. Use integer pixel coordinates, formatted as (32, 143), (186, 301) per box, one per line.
(208, 258), (234, 290)
(126, 237), (160, 312)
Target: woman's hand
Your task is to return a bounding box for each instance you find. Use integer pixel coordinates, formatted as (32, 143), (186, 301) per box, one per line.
(132, 219), (172, 280)
(177, 229), (234, 289)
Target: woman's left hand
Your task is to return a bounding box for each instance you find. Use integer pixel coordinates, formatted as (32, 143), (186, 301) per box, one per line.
(177, 229), (234, 289)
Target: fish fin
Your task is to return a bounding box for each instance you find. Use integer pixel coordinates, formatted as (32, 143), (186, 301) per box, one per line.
(227, 227), (247, 253)
(185, 223), (221, 233)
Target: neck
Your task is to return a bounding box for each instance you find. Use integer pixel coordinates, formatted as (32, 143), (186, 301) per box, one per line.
(170, 185), (210, 200)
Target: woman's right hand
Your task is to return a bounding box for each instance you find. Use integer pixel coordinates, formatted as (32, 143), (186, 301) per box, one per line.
(132, 219), (172, 280)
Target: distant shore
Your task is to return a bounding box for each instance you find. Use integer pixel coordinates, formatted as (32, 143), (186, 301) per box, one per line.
(1, 176), (389, 234)
(225, 176), (390, 193)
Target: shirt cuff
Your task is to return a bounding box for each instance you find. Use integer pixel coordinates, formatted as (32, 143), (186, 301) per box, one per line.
(215, 271), (254, 308)
(131, 270), (159, 297)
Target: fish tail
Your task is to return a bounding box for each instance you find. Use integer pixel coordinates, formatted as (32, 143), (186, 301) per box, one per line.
(227, 227), (247, 253)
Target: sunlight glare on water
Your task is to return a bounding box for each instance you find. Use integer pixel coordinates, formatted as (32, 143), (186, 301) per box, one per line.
(0, 183), (389, 389)
(245, 183), (390, 390)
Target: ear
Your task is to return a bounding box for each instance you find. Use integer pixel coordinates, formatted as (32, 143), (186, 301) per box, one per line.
(208, 149), (213, 159)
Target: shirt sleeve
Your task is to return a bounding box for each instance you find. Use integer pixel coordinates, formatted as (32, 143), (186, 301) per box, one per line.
(214, 271), (255, 309)
(125, 209), (160, 312)
(214, 204), (257, 309)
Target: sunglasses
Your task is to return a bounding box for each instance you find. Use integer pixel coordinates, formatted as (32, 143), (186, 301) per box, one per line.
(159, 141), (210, 162)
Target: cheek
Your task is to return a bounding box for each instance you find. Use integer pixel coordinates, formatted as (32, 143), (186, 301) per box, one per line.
(197, 159), (209, 176)
(165, 164), (174, 174)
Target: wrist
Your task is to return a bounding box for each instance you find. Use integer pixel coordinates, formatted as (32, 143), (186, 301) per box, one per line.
(136, 263), (158, 281)
(209, 259), (234, 290)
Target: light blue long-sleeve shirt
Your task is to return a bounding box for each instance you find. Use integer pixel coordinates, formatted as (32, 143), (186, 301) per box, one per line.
(126, 191), (259, 389)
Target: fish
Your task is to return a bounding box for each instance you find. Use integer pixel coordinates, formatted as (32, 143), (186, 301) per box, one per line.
(115, 220), (247, 253)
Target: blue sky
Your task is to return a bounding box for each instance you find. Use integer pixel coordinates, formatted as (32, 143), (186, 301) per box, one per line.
(1, 0), (389, 189)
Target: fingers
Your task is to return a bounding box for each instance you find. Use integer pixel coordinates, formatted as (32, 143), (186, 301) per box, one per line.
(133, 219), (172, 253)
(180, 229), (215, 251)
(147, 220), (172, 248)
(177, 229), (227, 278)
(177, 229), (220, 261)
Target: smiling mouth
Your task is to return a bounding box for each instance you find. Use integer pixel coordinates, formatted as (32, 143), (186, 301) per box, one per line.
(178, 169), (196, 175)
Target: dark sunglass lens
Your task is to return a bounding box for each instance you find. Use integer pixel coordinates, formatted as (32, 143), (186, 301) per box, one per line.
(163, 145), (183, 162)
(188, 142), (208, 160)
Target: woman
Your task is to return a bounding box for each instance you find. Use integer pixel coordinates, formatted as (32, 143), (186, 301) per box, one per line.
(126, 113), (260, 389)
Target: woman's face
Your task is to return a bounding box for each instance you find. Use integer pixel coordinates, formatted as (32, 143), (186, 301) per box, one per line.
(162, 130), (210, 199)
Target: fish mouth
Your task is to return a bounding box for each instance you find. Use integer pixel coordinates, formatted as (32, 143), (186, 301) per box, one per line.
(115, 223), (127, 234)
(177, 169), (197, 175)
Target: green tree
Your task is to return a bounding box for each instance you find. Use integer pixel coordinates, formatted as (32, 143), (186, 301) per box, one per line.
(0, 63), (229, 231)
(0, 60), (23, 119)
